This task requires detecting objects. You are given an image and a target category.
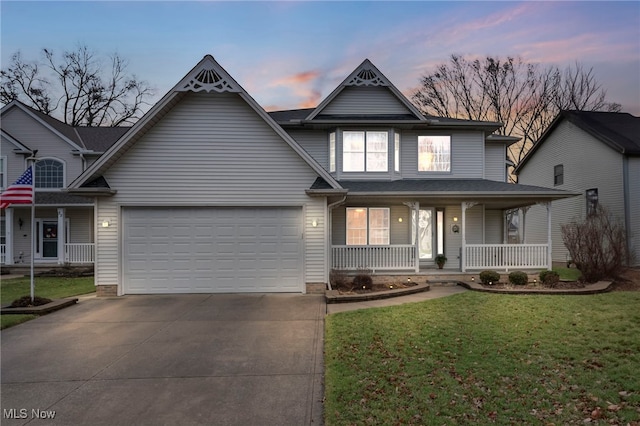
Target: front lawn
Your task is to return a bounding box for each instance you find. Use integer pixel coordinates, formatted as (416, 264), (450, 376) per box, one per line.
(325, 292), (640, 425)
(1, 276), (95, 329)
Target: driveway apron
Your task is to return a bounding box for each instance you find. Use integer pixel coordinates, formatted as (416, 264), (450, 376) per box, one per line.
(1, 294), (325, 426)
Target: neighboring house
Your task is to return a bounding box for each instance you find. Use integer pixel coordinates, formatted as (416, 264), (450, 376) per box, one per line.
(0, 101), (127, 266)
(515, 110), (640, 267)
(62, 55), (574, 296)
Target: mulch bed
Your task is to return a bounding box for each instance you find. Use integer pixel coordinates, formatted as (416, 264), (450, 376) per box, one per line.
(336, 281), (418, 295)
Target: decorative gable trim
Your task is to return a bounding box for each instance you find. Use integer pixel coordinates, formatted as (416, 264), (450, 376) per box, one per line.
(175, 56), (241, 93)
(305, 59), (425, 121)
(69, 55), (341, 191)
(346, 67), (388, 87)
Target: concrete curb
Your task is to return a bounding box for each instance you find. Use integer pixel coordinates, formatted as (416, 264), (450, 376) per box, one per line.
(1, 298), (78, 315)
(326, 283), (430, 304)
(458, 280), (613, 295)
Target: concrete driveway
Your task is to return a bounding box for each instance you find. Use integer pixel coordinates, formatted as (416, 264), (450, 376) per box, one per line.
(1, 294), (325, 425)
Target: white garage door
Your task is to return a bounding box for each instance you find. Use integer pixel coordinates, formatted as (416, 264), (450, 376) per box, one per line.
(123, 207), (303, 294)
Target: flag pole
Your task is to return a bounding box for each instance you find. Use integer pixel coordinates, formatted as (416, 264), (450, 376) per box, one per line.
(28, 158), (36, 303)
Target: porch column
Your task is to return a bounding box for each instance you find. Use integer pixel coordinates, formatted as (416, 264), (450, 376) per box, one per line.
(57, 208), (65, 265)
(520, 206), (530, 244)
(461, 202), (477, 272)
(4, 208), (14, 265)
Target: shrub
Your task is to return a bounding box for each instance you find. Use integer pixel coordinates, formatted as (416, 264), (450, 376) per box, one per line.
(539, 270), (560, 287)
(353, 273), (373, 290)
(479, 270), (500, 285)
(561, 206), (628, 282)
(509, 271), (529, 286)
(329, 269), (351, 291)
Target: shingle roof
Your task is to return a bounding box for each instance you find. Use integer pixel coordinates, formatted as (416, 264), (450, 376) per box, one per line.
(339, 179), (567, 194)
(515, 110), (640, 173)
(75, 127), (130, 152)
(35, 192), (94, 205)
(562, 110), (640, 154)
(310, 177), (569, 195)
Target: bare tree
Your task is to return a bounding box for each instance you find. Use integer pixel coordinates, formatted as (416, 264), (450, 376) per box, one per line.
(1, 45), (153, 126)
(412, 55), (621, 180)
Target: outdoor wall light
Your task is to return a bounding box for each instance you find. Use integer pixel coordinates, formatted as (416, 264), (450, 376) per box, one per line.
(453, 217), (458, 222)
(18, 218), (24, 230)
(311, 219), (318, 228)
(101, 219), (111, 228)
(398, 217), (403, 223)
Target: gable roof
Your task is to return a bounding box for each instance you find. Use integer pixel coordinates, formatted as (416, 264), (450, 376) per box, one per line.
(0, 100), (127, 153)
(515, 110), (640, 173)
(305, 59), (426, 122)
(68, 55), (341, 191)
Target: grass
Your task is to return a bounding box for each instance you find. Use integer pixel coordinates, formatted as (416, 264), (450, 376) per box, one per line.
(325, 291), (640, 425)
(553, 266), (582, 281)
(1, 276), (95, 329)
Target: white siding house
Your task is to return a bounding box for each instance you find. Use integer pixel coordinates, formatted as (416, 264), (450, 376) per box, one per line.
(516, 111), (640, 266)
(64, 55), (574, 296)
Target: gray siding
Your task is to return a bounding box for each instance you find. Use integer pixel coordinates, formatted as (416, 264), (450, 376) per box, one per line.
(286, 129), (329, 170)
(321, 86), (413, 116)
(96, 92), (326, 288)
(465, 205), (484, 244)
(485, 209), (504, 243)
(2, 136), (26, 188)
(518, 120), (625, 262)
(627, 157), (640, 266)
(485, 143), (506, 181)
(1, 107), (84, 184)
(400, 130), (484, 179)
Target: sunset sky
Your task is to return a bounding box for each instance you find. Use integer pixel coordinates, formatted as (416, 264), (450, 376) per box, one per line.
(1, 1), (639, 115)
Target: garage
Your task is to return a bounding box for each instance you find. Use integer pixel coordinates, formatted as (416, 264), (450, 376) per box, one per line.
(122, 207), (303, 294)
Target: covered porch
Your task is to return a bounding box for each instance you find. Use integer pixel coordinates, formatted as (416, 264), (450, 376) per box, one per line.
(1, 201), (95, 266)
(319, 179), (573, 274)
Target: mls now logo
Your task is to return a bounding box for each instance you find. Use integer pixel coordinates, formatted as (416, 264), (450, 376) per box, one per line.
(3, 408), (56, 419)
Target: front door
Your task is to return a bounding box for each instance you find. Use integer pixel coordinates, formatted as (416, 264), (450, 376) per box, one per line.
(413, 208), (433, 260)
(412, 208), (445, 261)
(40, 221), (58, 259)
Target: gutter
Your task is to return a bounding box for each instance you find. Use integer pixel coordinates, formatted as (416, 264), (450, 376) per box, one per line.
(325, 194), (348, 291)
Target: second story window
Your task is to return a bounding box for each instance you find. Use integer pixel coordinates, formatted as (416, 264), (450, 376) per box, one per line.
(35, 159), (64, 189)
(343, 131), (388, 172)
(554, 164), (564, 186)
(418, 136), (451, 172)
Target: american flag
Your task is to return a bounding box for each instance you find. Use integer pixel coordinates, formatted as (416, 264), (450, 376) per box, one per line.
(0, 166), (34, 209)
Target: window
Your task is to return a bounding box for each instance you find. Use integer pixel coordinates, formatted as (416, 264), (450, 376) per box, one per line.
(35, 159), (64, 188)
(343, 131), (388, 172)
(586, 188), (598, 216)
(554, 164), (564, 186)
(346, 207), (389, 245)
(329, 132), (336, 172)
(418, 136), (450, 172)
(394, 133), (400, 172)
(0, 156), (6, 189)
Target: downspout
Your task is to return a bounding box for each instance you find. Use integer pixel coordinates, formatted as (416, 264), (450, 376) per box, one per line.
(623, 155), (631, 265)
(326, 195), (347, 291)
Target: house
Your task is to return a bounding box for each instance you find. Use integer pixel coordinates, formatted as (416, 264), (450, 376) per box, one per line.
(62, 55), (573, 296)
(515, 110), (640, 267)
(0, 101), (127, 266)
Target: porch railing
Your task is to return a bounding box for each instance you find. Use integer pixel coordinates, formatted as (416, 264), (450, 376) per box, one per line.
(0, 244), (5, 265)
(465, 244), (549, 270)
(64, 243), (95, 264)
(331, 245), (416, 271)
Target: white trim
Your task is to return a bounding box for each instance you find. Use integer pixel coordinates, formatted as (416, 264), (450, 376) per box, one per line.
(0, 156), (7, 189)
